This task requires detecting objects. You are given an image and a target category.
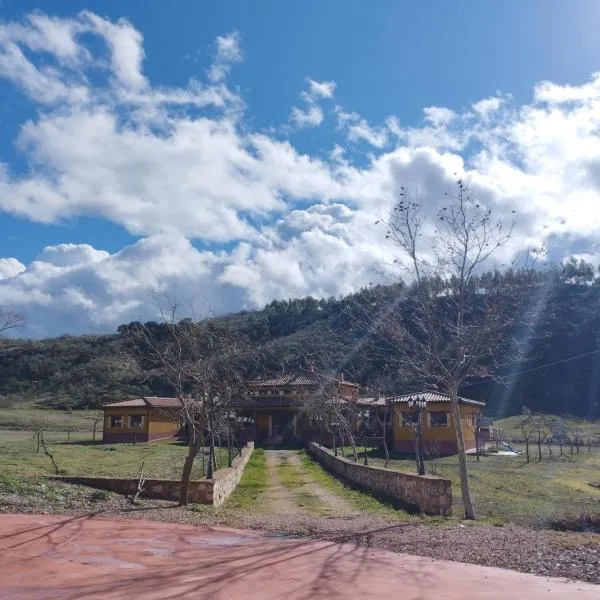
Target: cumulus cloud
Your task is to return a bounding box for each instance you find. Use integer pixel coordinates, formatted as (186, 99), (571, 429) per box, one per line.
(0, 258), (25, 280)
(1, 11), (600, 336)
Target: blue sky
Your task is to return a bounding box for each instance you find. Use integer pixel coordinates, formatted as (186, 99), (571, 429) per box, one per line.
(1, 1), (600, 336)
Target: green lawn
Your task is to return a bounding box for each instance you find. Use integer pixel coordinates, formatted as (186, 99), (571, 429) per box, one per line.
(0, 429), (230, 480)
(0, 407), (100, 433)
(345, 444), (600, 526)
(225, 449), (268, 510)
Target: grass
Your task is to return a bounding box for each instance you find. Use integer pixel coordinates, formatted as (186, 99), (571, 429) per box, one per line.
(494, 415), (600, 440)
(0, 407), (100, 432)
(226, 449), (268, 510)
(0, 429), (230, 480)
(358, 445), (600, 526)
(299, 451), (409, 518)
(276, 453), (323, 513)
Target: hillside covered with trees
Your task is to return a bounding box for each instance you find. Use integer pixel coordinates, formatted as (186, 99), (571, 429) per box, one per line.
(1, 258), (600, 419)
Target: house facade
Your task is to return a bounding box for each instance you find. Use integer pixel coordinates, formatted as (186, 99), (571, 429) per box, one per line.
(103, 396), (184, 443)
(389, 392), (484, 455)
(235, 372), (359, 445)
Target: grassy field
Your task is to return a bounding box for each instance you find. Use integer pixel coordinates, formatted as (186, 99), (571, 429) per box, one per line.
(349, 444), (600, 526)
(0, 407), (100, 432)
(0, 429), (232, 481)
(494, 415), (600, 440)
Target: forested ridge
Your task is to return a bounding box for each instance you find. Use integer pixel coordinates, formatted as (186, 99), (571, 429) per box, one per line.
(1, 258), (600, 419)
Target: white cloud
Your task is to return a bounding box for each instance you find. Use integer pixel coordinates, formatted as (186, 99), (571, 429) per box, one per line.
(81, 11), (147, 90)
(423, 106), (456, 126)
(208, 32), (242, 82)
(307, 78), (336, 99)
(289, 78), (335, 129)
(1, 11), (600, 336)
(335, 107), (388, 148)
(472, 96), (503, 119)
(290, 104), (323, 128)
(0, 257), (25, 280)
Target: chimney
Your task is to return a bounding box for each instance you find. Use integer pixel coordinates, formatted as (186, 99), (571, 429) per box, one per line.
(308, 361), (315, 375)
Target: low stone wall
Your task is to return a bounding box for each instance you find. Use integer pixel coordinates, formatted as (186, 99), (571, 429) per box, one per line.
(307, 443), (452, 516)
(49, 442), (254, 507)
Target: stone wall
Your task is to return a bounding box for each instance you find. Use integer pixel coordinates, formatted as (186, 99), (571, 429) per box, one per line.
(307, 442), (452, 516)
(49, 442), (254, 507)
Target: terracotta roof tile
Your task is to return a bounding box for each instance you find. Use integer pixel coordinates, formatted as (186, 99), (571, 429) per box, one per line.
(249, 373), (358, 387)
(104, 396), (184, 408)
(356, 392), (485, 407)
(104, 399), (147, 408)
(388, 392), (485, 407)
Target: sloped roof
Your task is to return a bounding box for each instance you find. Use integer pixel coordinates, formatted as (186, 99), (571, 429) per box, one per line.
(104, 396), (184, 408)
(356, 392), (485, 407)
(390, 392), (485, 407)
(249, 373), (359, 388)
(249, 374), (318, 387)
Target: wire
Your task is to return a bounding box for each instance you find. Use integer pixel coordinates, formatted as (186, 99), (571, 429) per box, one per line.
(462, 348), (600, 389)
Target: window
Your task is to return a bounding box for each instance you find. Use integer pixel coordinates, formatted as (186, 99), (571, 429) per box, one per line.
(430, 412), (449, 428)
(110, 415), (123, 428)
(401, 412), (418, 427)
(129, 415), (144, 429)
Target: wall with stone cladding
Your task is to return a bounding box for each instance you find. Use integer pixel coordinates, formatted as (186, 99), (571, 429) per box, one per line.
(307, 442), (452, 516)
(212, 442), (254, 506)
(49, 442), (254, 507)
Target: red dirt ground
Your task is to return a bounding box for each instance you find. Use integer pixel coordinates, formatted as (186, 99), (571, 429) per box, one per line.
(0, 514), (597, 599)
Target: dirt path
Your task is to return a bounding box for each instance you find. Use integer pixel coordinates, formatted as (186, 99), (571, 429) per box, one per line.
(264, 450), (304, 514)
(264, 450), (356, 516)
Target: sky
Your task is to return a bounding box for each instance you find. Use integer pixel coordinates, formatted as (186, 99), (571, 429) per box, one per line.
(1, 1), (600, 337)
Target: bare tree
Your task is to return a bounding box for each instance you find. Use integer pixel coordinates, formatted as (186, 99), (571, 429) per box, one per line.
(534, 415), (550, 462)
(371, 180), (517, 519)
(0, 308), (24, 336)
(519, 408), (536, 464)
(90, 410), (103, 442)
(303, 365), (360, 462)
(126, 302), (249, 506)
(40, 431), (61, 475)
(30, 418), (50, 454)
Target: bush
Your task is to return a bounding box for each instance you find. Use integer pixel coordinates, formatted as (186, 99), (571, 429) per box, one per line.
(89, 489), (110, 502)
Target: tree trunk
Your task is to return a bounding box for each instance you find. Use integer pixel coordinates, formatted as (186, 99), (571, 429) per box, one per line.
(179, 437), (202, 506)
(525, 439), (530, 463)
(537, 439), (542, 462)
(92, 421), (98, 442)
(179, 453), (195, 506)
(347, 431), (358, 462)
(382, 402), (390, 468)
(450, 390), (476, 520)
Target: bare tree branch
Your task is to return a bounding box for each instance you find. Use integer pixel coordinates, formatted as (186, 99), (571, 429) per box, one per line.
(0, 308), (24, 336)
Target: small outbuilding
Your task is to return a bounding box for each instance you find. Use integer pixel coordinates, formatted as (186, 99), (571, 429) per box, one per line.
(102, 396), (185, 443)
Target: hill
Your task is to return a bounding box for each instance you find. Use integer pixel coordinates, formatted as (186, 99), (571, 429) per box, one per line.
(1, 261), (600, 419)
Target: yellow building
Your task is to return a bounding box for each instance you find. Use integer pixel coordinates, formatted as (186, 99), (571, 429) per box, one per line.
(102, 396), (184, 443)
(389, 392), (484, 455)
